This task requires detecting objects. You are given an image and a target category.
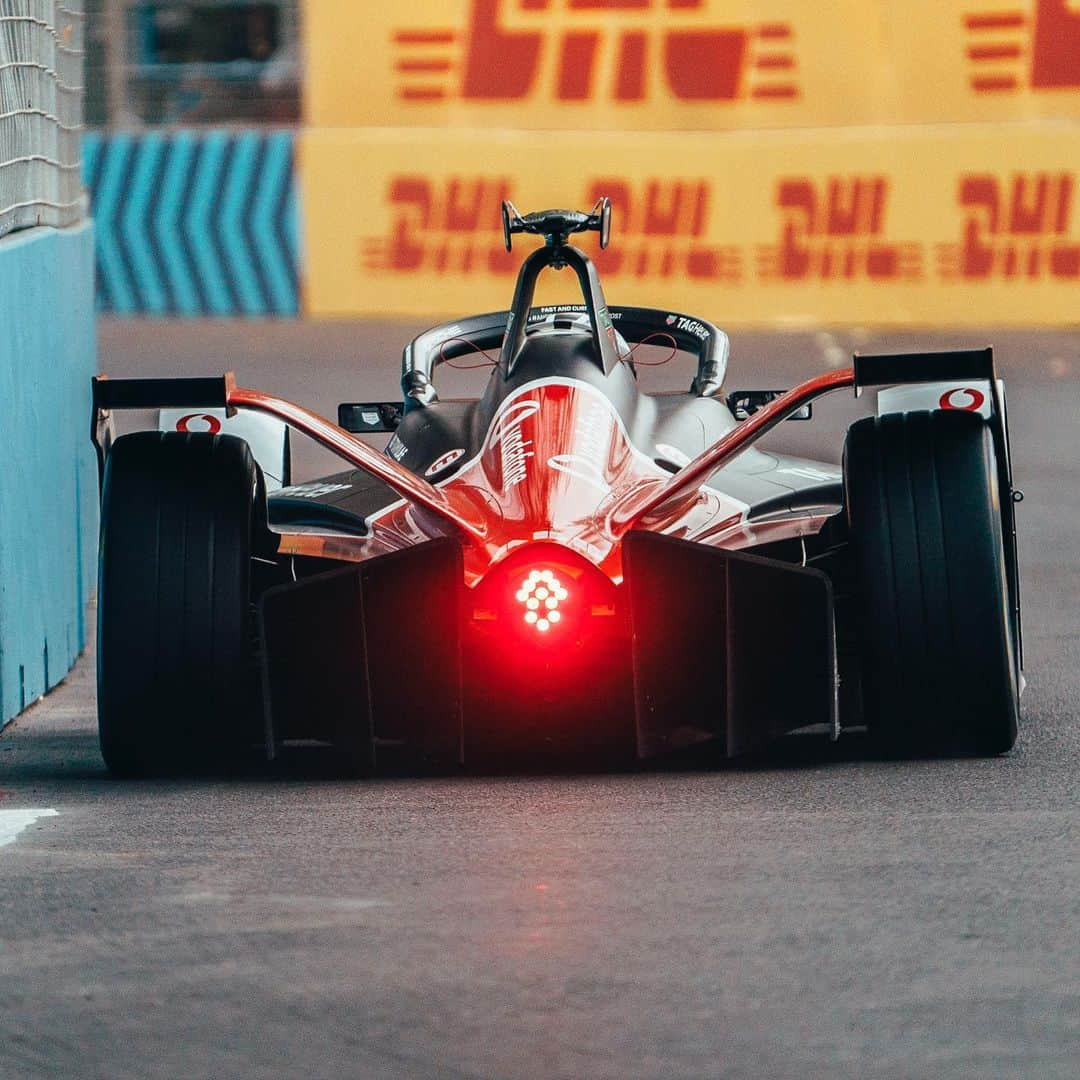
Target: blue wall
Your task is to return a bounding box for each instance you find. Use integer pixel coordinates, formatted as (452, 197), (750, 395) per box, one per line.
(0, 223), (99, 725)
(84, 130), (301, 317)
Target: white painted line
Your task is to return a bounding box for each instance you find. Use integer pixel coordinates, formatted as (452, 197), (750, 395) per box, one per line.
(0, 808), (58, 849)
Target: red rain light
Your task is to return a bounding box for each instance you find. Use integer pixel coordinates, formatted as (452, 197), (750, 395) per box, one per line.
(515, 569), (569, 632)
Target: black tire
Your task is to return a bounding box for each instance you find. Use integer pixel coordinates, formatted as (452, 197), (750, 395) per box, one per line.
(844, 410), (1019, 755)
(97, 432), (264, 776)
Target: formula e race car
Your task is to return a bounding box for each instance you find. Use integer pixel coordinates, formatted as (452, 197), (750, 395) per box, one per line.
(90, 201), (1023, 776)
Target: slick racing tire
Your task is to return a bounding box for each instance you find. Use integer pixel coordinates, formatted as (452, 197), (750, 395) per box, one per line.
(97, 432), (264, 776)
(843, 410), (1019, 755)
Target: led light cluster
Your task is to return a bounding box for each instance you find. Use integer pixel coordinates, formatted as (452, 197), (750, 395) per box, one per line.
(515, 569), (569, 632)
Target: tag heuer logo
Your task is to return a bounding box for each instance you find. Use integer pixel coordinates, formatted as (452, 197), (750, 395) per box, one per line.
(666, 314), (678, 325)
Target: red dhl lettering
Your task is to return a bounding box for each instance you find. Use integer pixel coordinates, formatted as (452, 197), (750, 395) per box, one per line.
(965, 0), (1080, 93)
(394, 0), (798, 105)
(758, 177), (923, 282)
(938, 173), (1080, 280)
(587, 179), (742, 282)
(362, 177), (518, 275)
(363, 177), (742, 282)
(362, 173), (1080, 288)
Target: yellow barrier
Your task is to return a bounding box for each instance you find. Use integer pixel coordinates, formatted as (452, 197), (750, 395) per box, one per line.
(300, 124), (1080, 326)
(304, 0), (1080, 130)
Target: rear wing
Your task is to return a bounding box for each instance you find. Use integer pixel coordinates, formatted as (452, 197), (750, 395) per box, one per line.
(852, 347), (995, 392)
(855, 347), (1013, 487)
(92, 374), (232, 412)
(91, 375), (234, 485)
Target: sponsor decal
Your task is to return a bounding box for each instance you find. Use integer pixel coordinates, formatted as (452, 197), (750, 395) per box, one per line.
(175, 413), (223, 434)
(393, 1), (799, 107)
(278, 482), (352, 499)
(530, 305), (586, 319)
(425, 447), (467, 475)
(387, 434), (409, 461)
(939, 386), (987, 411)
(489, 399), (538, 487)
(877, 380), (997, 419)
(963, 1), (1080, 94)
(938, 171), (1079, 281)
(665, 315), (710, 340)
(759, 176), (923, 282)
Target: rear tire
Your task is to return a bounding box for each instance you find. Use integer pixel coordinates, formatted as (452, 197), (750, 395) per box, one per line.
(97, 432), (264, 776)
(844, 410), (1018, 755)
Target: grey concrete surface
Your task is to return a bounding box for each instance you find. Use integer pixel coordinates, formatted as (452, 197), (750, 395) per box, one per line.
(0, 321), (1077, 1079)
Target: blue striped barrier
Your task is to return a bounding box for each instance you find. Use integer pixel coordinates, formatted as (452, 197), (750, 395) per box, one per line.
(83, 130), (301, 317)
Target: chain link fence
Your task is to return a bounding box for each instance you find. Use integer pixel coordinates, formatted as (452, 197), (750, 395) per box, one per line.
(0, 0), (85, 238)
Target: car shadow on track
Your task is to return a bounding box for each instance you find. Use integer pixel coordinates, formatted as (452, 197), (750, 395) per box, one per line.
(0, 724), (1012, 787)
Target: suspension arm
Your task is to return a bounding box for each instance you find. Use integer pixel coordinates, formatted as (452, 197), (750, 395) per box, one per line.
(611, 367), (856, 534)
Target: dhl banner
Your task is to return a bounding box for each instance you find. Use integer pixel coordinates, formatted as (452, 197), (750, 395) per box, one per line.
(304, 0), (890, 130)
(892, 0), (1080, 123)
(304, 0), (1080, 131)
(300, 124), (1080, 326)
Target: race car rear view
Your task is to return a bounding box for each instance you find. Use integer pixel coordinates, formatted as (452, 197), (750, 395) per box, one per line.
(90, 201), (1023, 775)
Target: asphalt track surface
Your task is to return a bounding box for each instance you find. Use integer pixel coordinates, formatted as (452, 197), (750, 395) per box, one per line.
(1, 321), (1077, 1079)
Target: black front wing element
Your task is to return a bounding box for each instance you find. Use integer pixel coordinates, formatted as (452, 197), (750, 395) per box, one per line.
(257, 535), (836, 769)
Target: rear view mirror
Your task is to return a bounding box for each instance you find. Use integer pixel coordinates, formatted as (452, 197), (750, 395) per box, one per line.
(597, 196), (612, 249)
(726, 390), (811, 422)
(338, 402), (403, 434)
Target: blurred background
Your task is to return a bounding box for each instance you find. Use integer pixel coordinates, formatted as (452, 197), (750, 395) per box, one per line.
(1, 0), (1078, 722)
(74, 0), (1080, 323)
(83, 0), (301, 127)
